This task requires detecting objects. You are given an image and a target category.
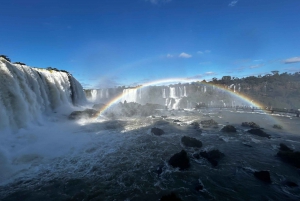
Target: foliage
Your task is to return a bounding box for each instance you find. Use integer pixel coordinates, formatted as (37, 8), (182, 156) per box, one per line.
(0, 55), (11, 62)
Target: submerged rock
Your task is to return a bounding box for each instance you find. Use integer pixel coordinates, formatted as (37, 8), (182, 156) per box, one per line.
(199, 149), (225, 167)
(241, 122), (260, 128)
(247, 129), (270, 139)
(68, 109), (98, 120)
(160, 192), (182, 201)
(168, 150), (190, 170)
(221, 125), (237, 133)
(273, 124), (282, 129)
(181, 136), (202, 148)
(151, 127), (165, 136)
(282, 180), (298, 187)
(277, 144), (300, 168)
(254, 171), (271, 183)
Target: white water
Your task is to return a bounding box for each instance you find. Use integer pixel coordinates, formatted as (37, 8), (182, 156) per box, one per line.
(0, 61), (86, 131)
(122, 88), (138, 103)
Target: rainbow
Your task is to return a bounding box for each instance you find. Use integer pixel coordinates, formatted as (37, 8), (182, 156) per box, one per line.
(93, 78), (281, 124)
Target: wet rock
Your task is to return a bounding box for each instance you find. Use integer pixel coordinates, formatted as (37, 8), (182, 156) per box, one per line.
(221, 125), (237, 133)
(151, 127), (165, 136)
(92, 103), (106, 110)
(68, 109), (98, 120)
(247, 129), (270, 139)
(160, 192), (182, 201)
(155, 165), (165, 177)
(242, 143), (252, 147)
(279, 143), (293, 152)
(199, 149), (225, 167)
(173, 119), (181, 123)
(241, 122), (260, 128)
(273, 124), (282, 129)
(161, 115), (168, 118)
(181, 136), (202, 148)
(253, 171), (271, 183)
(201, 119), (218, 128)
(168, 150), (190, 170)
(282, 180), (298, 187)
(195, 184), (204, 191)
(277, 149), (300, 168)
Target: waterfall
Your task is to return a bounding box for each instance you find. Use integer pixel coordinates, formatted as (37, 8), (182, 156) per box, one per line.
(204, 86), (207, 93)
(0, 61), (86, 131)
(169, 87), (177, 98)
(122, 88), (138, 103)
(105, 89), (109, 98)
(162, 88), (166, 98)
(184, 86), (187, 97)
(90, 90), (97, 102)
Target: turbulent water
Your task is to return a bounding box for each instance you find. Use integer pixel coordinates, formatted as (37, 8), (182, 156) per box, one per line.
(1, 108), (300, 201)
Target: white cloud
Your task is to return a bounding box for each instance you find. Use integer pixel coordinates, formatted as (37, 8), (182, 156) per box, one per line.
(284, 57), (300, 64)
(229, 0), (238, 7)
(179, 52), (192, 58)
(205, 71), (216, 75)
(197, 51), (203, 54)
(249, 64), (263, 69)
(146, 0), (171, 5)
(167, 54), (173, 58)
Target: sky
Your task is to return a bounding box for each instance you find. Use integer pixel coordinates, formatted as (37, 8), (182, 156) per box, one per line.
(1, 0), (300, 88)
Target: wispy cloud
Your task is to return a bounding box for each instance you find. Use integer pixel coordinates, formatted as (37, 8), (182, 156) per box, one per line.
(229, 0), (238, 7)
(188, 74), (203, 79)
(179, 52), (192, 58)
(166, 53), (174, 58)
(205, 71), (216, 75)
(197, 50), (211, 54)
(197, 51), (203, 54)
(249, 64), (264, 69)
(283, 67), (300, 73)
(283, 57), (300, 64)
(146, 0), (171, 5)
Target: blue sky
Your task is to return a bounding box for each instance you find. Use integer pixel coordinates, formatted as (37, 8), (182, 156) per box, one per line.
(1, 0), (300, 88)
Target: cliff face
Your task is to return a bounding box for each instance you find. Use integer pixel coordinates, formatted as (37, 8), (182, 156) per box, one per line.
(0, 60), (86, 131)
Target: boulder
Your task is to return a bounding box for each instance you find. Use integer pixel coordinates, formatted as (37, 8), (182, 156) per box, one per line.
(173, 119), (181, 123)
(190, 121), (200, 129)
(151, 127), (164, 136)
(195, 184), (204, 191)
(160, 192), (182, 201)
(199, 149), (225, 167)
(221, 125), (237, 133)
(181, 136), (202, 148)
(247, 129), (270, 139)
(277, 148), (300, 168)
(253, 171), (271, 183)
(279, 143), (293, 152)
(241, 122), (260, 128)
(273, 124), (282, 129)
(282, 181), (298, 187)
(168, 150), (190, 170)
(201, 119), (218, 128)
(92, 103), (106, 110)
(68, 109), (98, 120)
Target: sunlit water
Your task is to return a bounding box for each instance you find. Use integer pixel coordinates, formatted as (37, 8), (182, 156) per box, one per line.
(1, 109), (300, 201)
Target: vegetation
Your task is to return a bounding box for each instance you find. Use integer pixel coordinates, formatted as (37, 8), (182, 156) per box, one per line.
(14, 62), (26, 65)
(0, 55), (11, 62)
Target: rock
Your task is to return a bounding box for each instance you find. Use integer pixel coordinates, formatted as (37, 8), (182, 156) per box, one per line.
(160, 192), (182, 201)
(199, 149), (225, 167)
(279, 143), (293, 152)
(190, 121), (200, 129)
(200, 119), (218, 128)
(221, 125), (237, 132)
(92, 103), (106, 110)
(173, 119), (181, 123)
(168, 150), (190, 170)
(247, 129), (271, 139)
(181, 136), (202, 148)
(161, 115), (168, 118)
(151, 127), (164, 136)
(195, 184), (204, 191)
(277, 150), (300, 168)
(273, 124), (282, 129)
(253, 171), (271, 183)
(68, 109), (98, 120)
(282, 181), (298, 187)
(241, 122), (260, 128)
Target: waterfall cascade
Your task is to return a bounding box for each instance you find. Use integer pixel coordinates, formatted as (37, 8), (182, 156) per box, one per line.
(0, 60), (86, 131)
(122, 88), (139, 103)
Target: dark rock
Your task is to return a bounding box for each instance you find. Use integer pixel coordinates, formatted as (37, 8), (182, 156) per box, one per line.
(92, 103), (106, 110)
(199, 149), (225, 167)
(247, 129), (270, 139)
(160, 192), (182, 201)
(181, 136), (202, 148)
(254, 171), (271, 183)
(168, 150), (190, 170)
(242, 143), (252, 147)
(195, 184), (204, 191)
(283, 181), (298, 187)
(193, 153), (200, 159)
(241, 122), (260, 128)
(68, 109), (98, 120)
(161, 115), (168, 118)
(151, 127), (165, 136)
(190, 121), (200, 129)
(277, 150), (300, 168)
(156, 165), (164, 176)
(273, 124), (282, 129)
(279, 143), (293, 152)
(221, 125), (237, 132)
(173, 119), (181, 123)
(201, 119), (218, 128)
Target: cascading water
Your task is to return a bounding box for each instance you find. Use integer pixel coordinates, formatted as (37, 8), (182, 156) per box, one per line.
(122, 88), (138, 103)
(0, 60), (86, 131)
